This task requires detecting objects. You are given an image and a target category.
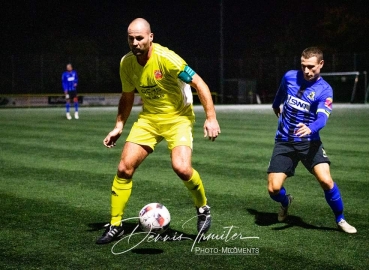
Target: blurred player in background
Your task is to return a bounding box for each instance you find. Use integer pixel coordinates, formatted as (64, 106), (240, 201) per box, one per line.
(62, 63), (79, 120)
(267, 47), (356, 233)
(96, 18), (221, 244)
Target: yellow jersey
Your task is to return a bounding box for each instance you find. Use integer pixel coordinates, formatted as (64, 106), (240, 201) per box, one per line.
(120, 43), (194, 122)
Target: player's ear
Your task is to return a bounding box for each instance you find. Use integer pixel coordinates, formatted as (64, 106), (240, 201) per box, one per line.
(319, 59), (324, 68)
(149, 33), (154, 42)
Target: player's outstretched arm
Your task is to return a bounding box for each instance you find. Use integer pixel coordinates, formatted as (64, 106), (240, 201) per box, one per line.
(190, 74), (221, 141)
(103, 91), (135, 148)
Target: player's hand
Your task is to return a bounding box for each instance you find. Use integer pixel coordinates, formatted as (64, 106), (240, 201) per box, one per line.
(103, 128), (122, 148)
(295, 123), (312, 137)
(204, 119), (221, 141)
(273, 107), (281, 118)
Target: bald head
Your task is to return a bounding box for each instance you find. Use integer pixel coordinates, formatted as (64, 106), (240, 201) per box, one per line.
(127, 18), (154, 63)
(128, 18), (151, 34)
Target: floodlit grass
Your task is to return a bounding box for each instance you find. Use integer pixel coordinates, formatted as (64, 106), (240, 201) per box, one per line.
(0, 105), (368, 269)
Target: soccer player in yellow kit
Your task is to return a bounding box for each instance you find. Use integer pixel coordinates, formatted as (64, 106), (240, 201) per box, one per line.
(96, 18), (221, 244)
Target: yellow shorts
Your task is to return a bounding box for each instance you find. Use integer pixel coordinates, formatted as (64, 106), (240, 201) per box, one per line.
(126, 117), (194, 150)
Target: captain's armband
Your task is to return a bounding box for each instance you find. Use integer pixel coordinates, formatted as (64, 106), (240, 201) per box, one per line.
(178, 65), (196, 83)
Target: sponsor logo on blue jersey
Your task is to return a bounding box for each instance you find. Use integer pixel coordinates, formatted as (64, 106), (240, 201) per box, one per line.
(286, 95), (310, 112)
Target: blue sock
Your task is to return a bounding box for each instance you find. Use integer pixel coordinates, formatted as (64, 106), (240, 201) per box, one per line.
(74, 102), (78, 112)
(324, 183), (344, 223)
(66, 103), (70, 113)
(270, 186), (289, 207)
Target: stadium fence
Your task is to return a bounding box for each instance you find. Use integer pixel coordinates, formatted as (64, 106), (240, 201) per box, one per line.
(1, 52), (368, 104)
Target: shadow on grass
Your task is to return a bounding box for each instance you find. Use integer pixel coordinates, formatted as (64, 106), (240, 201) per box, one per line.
(247, 208), (337, 231)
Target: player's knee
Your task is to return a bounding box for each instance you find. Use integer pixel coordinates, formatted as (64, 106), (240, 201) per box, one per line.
(73, 97), (78, 103)
(267, 173), (286, 195)
(171, 158), (192, 180)
(267, 181), (282, 195)
(318, 178), (334, 190)
(172, 165), (192, 180)
(117, 163), (135, 179)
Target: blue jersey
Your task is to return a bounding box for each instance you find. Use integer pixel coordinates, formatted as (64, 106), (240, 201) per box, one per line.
(272, 70), (333, 142)
(62, 70), (78, 91)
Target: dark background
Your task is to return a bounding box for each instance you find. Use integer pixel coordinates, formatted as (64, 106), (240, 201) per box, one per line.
(1, 0), (369, 102)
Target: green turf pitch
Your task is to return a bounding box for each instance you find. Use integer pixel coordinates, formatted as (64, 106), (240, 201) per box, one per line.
(0, 105), (368, 269)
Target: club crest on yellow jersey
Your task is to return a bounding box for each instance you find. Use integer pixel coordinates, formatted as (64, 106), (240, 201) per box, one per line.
(154, 70), (163, 80)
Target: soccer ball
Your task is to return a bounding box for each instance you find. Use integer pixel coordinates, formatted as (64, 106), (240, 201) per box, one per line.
(138, 203), (171, 234)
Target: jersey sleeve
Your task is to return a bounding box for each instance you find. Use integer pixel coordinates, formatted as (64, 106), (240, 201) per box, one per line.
(316, 86), (333, 117)
(161, 50), (187, 80)
(74, 71), (78, 84)
(272, 75), (287, 108)
(308, 85), (333, 133)
(308, 112), (328, 133)
(61, 73), (67, 90)
(120, 55), (136, 93)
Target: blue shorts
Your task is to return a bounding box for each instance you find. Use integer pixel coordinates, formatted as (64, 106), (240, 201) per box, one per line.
(267, 140), (330, 177)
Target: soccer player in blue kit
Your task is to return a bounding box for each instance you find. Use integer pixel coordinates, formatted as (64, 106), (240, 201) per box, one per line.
(267, 47), (356, 233)
(62, 63), (79, 120)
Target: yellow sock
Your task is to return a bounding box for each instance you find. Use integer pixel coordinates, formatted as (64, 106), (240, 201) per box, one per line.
(110, 175), (132, 226)
(183, 169), (207, 208)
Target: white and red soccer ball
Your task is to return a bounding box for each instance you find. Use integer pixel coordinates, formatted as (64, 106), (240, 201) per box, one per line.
(138, 203), (171, 234)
